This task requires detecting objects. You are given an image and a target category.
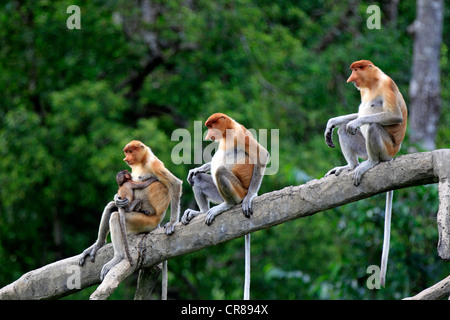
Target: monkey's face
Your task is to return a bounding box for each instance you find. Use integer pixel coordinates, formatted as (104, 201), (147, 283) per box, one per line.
(205, 127), (223, 142)
(123, 148), (141, 165)
(123, 171), (132, 181)
(205, 113), (231, 141)
(123, 141), (145, 166)
(347, 63), (375, 89)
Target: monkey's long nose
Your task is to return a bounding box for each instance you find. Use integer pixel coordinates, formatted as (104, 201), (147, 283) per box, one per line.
(347, 72), (357, 83)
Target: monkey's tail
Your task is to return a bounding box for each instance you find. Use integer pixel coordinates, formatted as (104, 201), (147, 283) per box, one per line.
(162, 260), (168, 300)
(244, 233), (251, 300)
(380, 190), (393, 287)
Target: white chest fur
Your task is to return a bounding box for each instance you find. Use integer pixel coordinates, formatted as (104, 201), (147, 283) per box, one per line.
(211, 149), (225, 185)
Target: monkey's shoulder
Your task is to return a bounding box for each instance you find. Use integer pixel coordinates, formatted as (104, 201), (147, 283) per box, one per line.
(359, 96), (384, 115)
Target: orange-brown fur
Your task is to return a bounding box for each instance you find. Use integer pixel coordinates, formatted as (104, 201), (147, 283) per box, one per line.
(116, 170), (154, 204)
(205, 113), (262, 199)
(122, 140), (172, 233)
(346, 60), (407, 286)
(348, 60), (407, 157)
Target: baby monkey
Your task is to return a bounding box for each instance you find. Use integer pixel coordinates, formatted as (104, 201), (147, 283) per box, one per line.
(115, 170), (157, 264)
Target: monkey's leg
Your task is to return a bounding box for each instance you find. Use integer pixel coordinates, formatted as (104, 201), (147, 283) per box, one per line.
(212, 167), (252, 298)
(326, 125), (367, 177)
(118, 208), (133, 266)
(353, 124), (393, 186)
(182, 173), (223, 225)
(101, 211), (128, 280)
(128, 199), (142, 212)
(128, 199), (155, 215)
(205, 167), (247, 225)
(79, 201), (116, 266)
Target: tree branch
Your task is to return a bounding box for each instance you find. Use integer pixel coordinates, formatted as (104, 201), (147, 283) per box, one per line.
(1, 150), (449, 300)
(404, 274), (450, 300)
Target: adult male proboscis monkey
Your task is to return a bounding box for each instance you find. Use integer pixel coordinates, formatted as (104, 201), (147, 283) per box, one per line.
(181, 113), (269, 300)
(324, 60), (407, 286)
(79, 140), (182, 299)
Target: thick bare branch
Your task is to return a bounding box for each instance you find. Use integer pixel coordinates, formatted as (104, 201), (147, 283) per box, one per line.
(0, 150), (448, 300)
(404, 274), (450, 300)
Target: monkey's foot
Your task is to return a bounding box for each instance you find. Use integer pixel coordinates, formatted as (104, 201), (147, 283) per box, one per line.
(100, 256), (124, 281)
(181, 208), (201, 225)
(79, 242), (104, 266)
(325, 164), (353, 177)
(242, 193), (256, 218)
(205, 203), (233, 226)
(353, 160), (379, 186)
(164, 221), (177, 235)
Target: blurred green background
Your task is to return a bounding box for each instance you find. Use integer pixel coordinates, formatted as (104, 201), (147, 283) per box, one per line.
(0, 0), (449, 299)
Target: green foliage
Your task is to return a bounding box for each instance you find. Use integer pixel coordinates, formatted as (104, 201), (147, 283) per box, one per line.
(0, 0), (448, 299)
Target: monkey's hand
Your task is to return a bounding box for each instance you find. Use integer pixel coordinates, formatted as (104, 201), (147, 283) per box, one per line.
(242, 193), (256, 218)
(187, 163), (211, 186)
(164, 221), (177, 235)
(324, 122), (336, 148)
(114, 194), (129, 208)
(346, 120), (360, 135)
(187, 168), (201, 186)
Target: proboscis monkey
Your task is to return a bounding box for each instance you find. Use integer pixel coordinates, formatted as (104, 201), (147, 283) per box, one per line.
(324, 60), (407, 286)
(181, 113), (269, 300)
(115, 169), (157, 264)
(79, 141), (182, 298)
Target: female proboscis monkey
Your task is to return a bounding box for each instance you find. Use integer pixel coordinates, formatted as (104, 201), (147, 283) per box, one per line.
(181, 113), (269, 300)
(79, 140), (182, 299)
(324, 60), (407, 286)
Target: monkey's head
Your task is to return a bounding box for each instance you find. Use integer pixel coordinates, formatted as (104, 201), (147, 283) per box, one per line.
(205, 113), (234, 141)
(116, 170), (132, 186)
(123, 140), (151, 166)
(347, 60), (379, 89)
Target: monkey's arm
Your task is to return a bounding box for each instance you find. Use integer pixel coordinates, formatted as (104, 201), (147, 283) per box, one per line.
(325, 113), (359, 148)
(187, 162), (211, 186)
(130, 177), (158, 189)
(346, 111), (403, 135)
(242, 145), (269, 217)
